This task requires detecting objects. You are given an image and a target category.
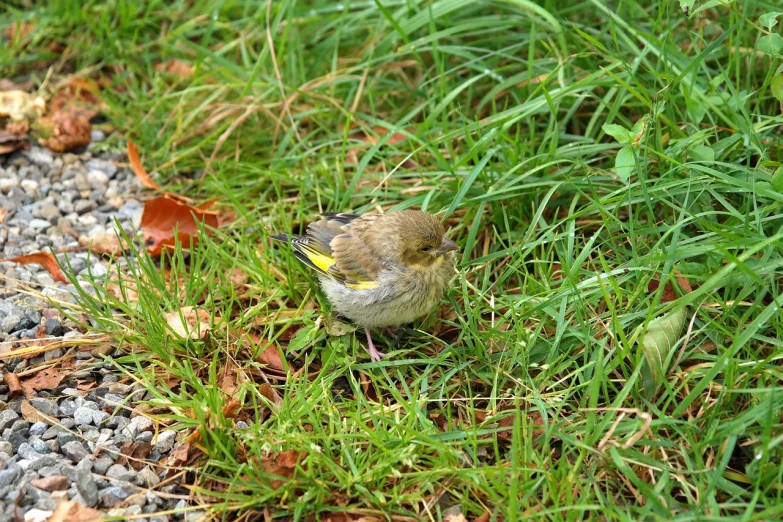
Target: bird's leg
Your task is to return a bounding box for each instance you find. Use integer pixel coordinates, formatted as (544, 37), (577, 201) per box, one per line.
(382, 326), (401, 341)
(365, 327), (386, 362)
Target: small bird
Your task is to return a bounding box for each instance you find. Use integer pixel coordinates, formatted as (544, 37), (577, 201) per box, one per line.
(272, 210), (458, 361)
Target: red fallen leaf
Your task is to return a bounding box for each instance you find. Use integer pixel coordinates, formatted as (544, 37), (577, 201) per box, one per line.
(141, 197), (219, 256)
(221, 399), (242, 419)
(7, 252), (67, 283)
(261, 450), (303, 489)
(38, 110), (92, 152)
(472, 513), (491, 522)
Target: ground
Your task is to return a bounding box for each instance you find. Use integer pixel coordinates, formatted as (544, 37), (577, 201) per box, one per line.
(1, 1), (783, 521)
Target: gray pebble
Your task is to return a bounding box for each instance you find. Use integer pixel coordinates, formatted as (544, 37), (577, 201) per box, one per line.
(99, 485), (130, 507)
(75, 459), (99, 507)
(18, 442), (43, 460)
(29, 455), (58, 472)
(130, 415), (154, 433)
(73, 406), (96, 426)
(74, 199), (97, 214)
(136, 432), (153, 443)
(106, 464), (137, 483)
(0, 441), (12, 454)
(56, 431), (77, 447)
(92, 455), (114, 475)
(44, 318), (64, 336)
(60, 441), (90, 462)
(58, 399), (77, 416)
(30, 398), (58, 417)
(31, 438), (51, 454)
(0, 468), (21, 488)
(0, 409), (20, 431)
(136, 467), (160, 488)
(29, 218), (51, 230)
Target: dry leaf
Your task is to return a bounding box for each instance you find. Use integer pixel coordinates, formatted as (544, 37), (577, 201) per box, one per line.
(220, 360), (239, 395)
(3, 372), (23, 397)
(443, 514), (468, 522)
(221, 399), (242, 419)
(0, 90), (46, 120)
(472, 512), (491, 522)
(141, 197), (219, 256)
(170, 442), (191, 466)
(258, 383), (283, 409)
(78, 233), (127, 256)
(0, 128), (29, 155)
(255, 341), (285, 371)
(3, 21), (36, 42)
(648, 274), (693, 303)
(46, 500), (104, 522)
(6, 120), (30, 134)
(49, 77), (103, 119)
(38, 110), (91, 152)
(7, 252), (67, 283)
(116, 442), (153, 470)
(30, 475), (68, 492)
(127, 140), (163, 192)
(154, 59), (195, 78)
(261, 450), (303, 489)
(20, 367), (66, 393)
(21, 399), (56, 425)
(165, 306), (212, 340)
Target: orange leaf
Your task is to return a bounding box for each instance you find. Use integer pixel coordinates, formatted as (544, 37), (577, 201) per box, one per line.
(221, 399), (242, 419)
(49, 77), (102, 119)
(164, 306), (213, 340)
(3, 372), (23, 398)
(648, 273), (692, 303)
(141, 197), (219, 256)
(46, 500), (104, 522)
(127, 140), (163, 192)
(7, 252), (67, 283)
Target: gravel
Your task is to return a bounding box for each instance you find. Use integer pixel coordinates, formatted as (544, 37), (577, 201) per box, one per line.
(0, 145), (200, 521)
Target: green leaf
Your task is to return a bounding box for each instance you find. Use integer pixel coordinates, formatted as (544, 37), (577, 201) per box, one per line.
(614, 145), (635, 181)
(772, 166), (783, 192)
(640, 308), (688, 386)
(771, 70), (783, 103)
(602, 123), (632, 144)
(760, 12), (783, 29)
(689, 144), (715, 162)
(288, 324), (318, 352)
(758, 34), (783, 57)
(680, 0), (696, 13)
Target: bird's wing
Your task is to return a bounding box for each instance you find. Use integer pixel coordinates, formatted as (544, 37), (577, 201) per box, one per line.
(276, 213), (383, 290)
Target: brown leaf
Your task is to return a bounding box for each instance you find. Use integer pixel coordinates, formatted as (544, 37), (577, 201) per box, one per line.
(220, 360), (239, 395)
(472, 513), (491, 522)
(78, 233), (127, 256)
(245, 332), (285, 371)
(258, 383), (283, 409)
(0, 128), (29, 155)
(648, 273), (692, 303)
(154, 59), (195, 78)
(170, 442), (191, 466)
(20, 367), (66, 393)
(21, 399), (56, 425)
(116, 442), (153, 470)
(3, 21), (36, 42)
(6, 120), (29, 135)
(46, 500), (104, 522)
(30, 475), (69, 492)
(3, 372), (23, 398)
(0, 89), (46, 120)
(443, 514), (468, 522)
(127, 140), (163, 192)
(261, 450), (303, 489)
(141, 197), (219, 256)
(38, 110), (92, 152)
(164, 306), (213, 340)
(7, 252), (67, 283)
(49, 77), (103, 119)
(221, 399), (242, 419)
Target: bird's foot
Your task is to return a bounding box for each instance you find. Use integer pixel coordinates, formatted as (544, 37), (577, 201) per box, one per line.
(382, 327), (401, 341)
(365, 328), (387, 362)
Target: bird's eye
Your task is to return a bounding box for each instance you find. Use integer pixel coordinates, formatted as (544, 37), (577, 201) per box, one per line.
(421, 246), (432, 253)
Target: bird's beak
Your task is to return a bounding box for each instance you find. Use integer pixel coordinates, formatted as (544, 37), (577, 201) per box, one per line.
(436, 237), (458, 255)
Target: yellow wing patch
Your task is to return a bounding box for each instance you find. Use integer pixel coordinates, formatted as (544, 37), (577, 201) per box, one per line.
(344, 280), (379, 291)
(299, 244), (335, 273)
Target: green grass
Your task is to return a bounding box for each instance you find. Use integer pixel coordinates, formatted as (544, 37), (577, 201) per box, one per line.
(4, 0), (783, 519)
